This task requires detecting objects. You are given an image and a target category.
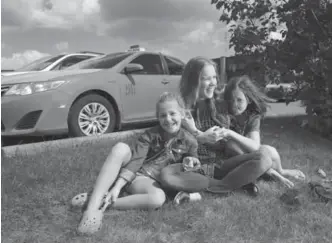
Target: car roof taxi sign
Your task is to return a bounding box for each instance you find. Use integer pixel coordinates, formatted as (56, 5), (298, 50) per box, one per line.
(127, 45), (146, 52)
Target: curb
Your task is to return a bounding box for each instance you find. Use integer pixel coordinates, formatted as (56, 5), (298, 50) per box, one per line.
(2, 128), (147, 158)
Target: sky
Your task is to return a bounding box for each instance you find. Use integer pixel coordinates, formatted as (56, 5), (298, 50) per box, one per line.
(1, 0), (234, 70)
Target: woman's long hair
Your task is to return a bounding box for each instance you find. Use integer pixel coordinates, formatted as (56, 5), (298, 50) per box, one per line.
(223, 75), (271, 116)
(179, 56), (229, 128)
(179, 56), (221, 109)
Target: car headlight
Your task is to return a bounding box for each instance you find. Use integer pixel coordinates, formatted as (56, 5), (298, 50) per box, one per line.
(4, 80), (67, 96)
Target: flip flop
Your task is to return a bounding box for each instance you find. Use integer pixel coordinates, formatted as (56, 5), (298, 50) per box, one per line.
(77, 196), (113, 235)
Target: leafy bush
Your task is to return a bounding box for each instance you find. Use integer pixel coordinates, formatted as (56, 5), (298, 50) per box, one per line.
(211, 0), (332, 135)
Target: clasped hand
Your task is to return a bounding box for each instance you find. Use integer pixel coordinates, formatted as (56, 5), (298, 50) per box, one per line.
(182, 110), (232, 144)
(204, 126), (232, 144)
(182, 156), (201, 172)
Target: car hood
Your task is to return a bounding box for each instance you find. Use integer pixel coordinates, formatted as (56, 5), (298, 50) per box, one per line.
(1, 69), (101, 85)
(1, 71), (35, 77)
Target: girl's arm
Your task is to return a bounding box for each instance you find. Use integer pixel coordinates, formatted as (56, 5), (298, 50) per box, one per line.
(227, 130), (261, 152)
(182, 112), (222, 145)
(219, 115), (262, 152)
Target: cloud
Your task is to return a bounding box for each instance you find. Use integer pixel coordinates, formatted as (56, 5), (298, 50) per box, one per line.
(54, 41), (69, 52)
(1, 0), (106, 33)
(1, 50), (50, 69)
(182, 22), (215, 43)
(2, 0), (227, 42)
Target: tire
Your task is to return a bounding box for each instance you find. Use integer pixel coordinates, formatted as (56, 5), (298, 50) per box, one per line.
(68, 94), (117, 137)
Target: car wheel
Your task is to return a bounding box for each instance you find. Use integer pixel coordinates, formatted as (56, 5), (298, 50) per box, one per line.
(68, 94), (116, 137)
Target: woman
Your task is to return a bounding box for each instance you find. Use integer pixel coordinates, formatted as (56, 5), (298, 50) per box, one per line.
(159, 56), (274, 197)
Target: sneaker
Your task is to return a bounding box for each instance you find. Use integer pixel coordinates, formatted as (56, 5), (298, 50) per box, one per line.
(173, 191), (202, 205)
(242, 183), (259, 197)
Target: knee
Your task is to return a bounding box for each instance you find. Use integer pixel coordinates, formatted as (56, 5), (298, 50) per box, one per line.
(110, 142), (131, 159)
(256, 146), (273, 170)
(148, 190), (166, 209)
(260, 145), (279, 161)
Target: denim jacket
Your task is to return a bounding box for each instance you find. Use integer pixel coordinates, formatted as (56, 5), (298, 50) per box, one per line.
(119, 125), (198, 183)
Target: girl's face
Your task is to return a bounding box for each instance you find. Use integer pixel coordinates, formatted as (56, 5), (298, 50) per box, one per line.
(198, 64), (217, 99)
(157, 100), (183, 134)
(229, 88), (249, 115)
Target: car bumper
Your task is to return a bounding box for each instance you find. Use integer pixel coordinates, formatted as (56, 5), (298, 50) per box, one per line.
(1, 90), (71, 137)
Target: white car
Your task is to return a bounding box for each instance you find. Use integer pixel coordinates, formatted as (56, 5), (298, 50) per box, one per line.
(1, 47), (185, 137)
(1, 51), (103, 77)
(265, 82), (296, 101)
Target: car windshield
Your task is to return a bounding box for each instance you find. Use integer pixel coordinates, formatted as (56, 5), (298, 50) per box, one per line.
(66, 52), (134, 70)
(16, 54), (66, 71)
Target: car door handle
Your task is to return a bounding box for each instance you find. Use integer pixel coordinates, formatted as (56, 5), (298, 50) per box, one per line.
(162, 79), (169, 85)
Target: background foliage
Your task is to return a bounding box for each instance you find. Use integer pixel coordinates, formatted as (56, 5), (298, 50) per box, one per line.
(212, 0), (332, 137)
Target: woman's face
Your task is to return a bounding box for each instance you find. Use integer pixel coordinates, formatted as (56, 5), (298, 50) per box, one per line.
(198, 64), (217, 99)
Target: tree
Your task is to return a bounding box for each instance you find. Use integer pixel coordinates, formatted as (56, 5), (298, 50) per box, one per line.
(212, 0), (332, 136)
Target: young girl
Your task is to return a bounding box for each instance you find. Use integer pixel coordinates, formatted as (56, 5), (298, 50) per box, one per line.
(220, 75), (306, 187)
(74, 92), (200, 234)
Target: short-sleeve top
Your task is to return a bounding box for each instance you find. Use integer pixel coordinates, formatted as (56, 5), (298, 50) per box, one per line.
(230, 111), (261, 136)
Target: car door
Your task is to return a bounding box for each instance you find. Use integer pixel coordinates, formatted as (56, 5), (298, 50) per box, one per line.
(120, 53), (168, 122)
(161, 55), (185, 95)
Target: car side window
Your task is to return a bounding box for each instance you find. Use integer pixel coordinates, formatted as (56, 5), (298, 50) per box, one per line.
(164, 55), (184, 75)
(129, 54), (164, 75)
(53, 55), (94, 70)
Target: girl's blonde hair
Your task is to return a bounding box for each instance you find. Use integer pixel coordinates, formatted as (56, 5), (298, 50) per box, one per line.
(224, 75), (271, 115)
(179, 56), (221, 109)
(156, 92), (186, 117)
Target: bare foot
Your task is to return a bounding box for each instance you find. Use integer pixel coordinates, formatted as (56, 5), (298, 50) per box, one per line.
(282, 169), (306, 180)
(280, 177), (295, 188)
(267, 168), (294, 188)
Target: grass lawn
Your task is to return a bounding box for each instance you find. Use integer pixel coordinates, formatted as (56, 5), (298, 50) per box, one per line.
(2, 116), (332, 243)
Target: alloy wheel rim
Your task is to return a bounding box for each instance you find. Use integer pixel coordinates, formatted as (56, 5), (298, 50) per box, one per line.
(78, 102), (110, 136)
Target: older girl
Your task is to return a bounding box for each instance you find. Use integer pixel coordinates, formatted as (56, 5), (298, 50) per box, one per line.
(160, 57), (273, 196)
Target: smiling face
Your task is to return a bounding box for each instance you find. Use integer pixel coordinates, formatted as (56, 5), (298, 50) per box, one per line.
(229, 88), (249, 115)
(198, 64), (217, 99)
(157, 100), (183, 134)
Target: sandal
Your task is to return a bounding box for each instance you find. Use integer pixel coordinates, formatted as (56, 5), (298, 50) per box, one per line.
(77, 193), (113, 235)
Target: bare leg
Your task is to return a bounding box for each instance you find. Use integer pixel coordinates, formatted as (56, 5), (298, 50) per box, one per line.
(86, 142), (132, 211)
(226, 141), (295, 187)
(266, 168), (294, 188)
(262, 145), (305, 180)
(111, 176), (166, 210)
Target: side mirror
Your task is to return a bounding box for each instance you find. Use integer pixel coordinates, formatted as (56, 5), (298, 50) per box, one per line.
(124, 63), (144, 74)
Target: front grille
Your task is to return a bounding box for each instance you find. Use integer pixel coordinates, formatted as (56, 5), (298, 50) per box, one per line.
(15, 110), (42, 130)
(1, 85), (12, 96)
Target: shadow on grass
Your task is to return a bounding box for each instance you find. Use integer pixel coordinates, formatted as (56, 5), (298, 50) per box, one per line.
(1, 115), (332, 243)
